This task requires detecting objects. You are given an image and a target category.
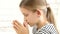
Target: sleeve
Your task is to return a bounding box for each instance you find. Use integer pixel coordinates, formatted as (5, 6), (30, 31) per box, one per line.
(46, 24), (59, 34)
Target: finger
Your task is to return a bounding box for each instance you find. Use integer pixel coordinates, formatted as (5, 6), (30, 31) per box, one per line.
(13, 22), (21, 29)
(13, 20), (22, 27)
(13, 24), (19, 30)
(13, 20), (22, 26)
(13, 26), (19, 33)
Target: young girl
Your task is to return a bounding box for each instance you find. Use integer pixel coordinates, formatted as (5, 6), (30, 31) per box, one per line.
(13, 0), (59, 34)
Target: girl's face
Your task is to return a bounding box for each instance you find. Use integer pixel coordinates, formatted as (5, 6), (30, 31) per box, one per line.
(20, 7), (40, 26)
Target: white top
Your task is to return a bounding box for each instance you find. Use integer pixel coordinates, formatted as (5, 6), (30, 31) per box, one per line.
(32, 23), (58, 34)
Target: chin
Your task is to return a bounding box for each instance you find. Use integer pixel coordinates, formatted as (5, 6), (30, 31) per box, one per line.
(29, 24), (35, 27)
(30, 25), (33, 27)
(28, 22), (35, 27)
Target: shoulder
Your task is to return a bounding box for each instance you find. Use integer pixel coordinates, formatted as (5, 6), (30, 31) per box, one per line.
(44, 23), (54, 30)
(44, 23), (56, 31)
(40, 23), (58, 34)
(37, 23), (58, 34)
(32, 23), (58, 34)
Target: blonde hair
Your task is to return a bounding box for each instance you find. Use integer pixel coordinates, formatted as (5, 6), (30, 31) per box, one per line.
(19, 0), (55, 25)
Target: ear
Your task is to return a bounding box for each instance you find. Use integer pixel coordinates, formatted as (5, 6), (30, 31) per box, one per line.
(36, 9), (41, 16)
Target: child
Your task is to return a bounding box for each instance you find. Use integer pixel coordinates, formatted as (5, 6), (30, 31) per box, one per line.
(13, 0), (59, 34)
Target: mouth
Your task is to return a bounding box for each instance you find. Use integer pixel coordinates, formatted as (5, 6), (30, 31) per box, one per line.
(27, 22), (29, 24)
(26, 21), (30, 25)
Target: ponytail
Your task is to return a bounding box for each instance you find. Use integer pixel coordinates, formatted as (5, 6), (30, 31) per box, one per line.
(46, 7), (59, 33)
(46, 7), (55, 25)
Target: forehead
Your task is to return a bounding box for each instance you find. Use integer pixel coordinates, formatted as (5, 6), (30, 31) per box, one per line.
(20, 7), (30, 14)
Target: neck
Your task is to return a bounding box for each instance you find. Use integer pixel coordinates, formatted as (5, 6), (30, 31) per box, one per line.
(36, 19), (48, 30)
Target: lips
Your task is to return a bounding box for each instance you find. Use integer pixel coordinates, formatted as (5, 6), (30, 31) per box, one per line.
(26, 21), (29, 24)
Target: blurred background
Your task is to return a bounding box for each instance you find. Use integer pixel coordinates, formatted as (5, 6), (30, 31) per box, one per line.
(0, 0), (60, 34)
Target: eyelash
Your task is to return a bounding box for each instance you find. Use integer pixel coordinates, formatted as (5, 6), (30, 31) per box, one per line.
(24, 14), (28, 17)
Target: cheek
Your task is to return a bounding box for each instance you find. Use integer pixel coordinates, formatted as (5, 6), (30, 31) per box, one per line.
(27, 14), (38, 25)
(28, 14), (34, 22)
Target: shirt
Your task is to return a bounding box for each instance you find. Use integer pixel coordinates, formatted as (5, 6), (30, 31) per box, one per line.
(32, 23), (58, 34)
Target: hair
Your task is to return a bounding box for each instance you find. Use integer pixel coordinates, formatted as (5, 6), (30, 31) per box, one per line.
(46, 7), (55, 25)
(19, 0), (59, 33)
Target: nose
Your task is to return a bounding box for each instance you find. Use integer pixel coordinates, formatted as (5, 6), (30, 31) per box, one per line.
(24, 17), (27, 22)
(24, 18), (28, 24)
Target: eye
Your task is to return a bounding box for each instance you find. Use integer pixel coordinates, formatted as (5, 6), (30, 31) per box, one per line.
(24, 14), (28, 17)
